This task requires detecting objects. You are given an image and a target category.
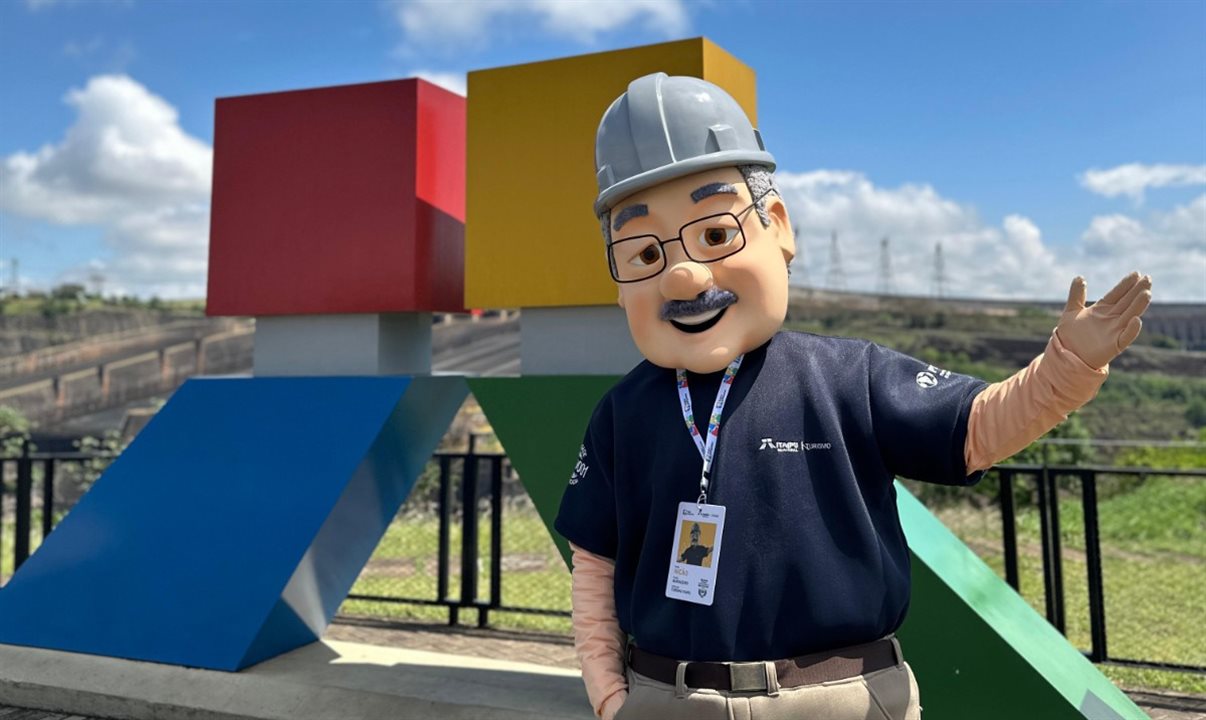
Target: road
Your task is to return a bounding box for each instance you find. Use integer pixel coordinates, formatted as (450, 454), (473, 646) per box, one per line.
(432, 317), (519, 376)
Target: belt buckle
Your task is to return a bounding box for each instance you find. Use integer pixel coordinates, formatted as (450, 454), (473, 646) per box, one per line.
(728, 662), (768, 693)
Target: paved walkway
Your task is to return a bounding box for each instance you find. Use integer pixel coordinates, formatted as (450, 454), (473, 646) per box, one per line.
(325, 616), (580, 669)
(3, 619), (1203, 719)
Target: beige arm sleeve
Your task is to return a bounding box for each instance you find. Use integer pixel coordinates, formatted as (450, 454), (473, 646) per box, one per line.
(570, 542), (628, 720)
(965, 330), (1109, 473)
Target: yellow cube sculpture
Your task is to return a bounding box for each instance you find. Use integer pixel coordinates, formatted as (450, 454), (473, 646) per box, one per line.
(465, 38), (758, 309)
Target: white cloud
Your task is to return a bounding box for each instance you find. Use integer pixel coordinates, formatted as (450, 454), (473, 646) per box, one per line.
(389, 0), (689, 51)
(1079, 163), (1206, 202)
(63, 36), (104, 57)
(1074, 194), (1206, 302)
(0, 75), (212, 299)
(410, 69), (467, 96)
(777, 170), (1205, 302)
(778, 170), (1067, 299)
(62, 36), (137, 72)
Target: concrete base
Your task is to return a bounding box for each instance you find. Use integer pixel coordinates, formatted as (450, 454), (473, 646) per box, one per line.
(0, 640), (593, 720)
(253, 313), (433, 376)
(520, 306), (642, 375)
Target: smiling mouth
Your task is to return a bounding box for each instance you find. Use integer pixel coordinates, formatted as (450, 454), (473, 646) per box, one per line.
(670, 306), (729, 334)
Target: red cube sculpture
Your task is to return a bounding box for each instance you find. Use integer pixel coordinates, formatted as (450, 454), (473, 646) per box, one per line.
(207, 79), (465, 316)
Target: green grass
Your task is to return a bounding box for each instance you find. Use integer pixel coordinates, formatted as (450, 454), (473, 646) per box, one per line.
(339, 509), (572, 634)
(1, 507), (49, 584)
(4, 477), (1200, 694)
(931, 475), (1206, 694)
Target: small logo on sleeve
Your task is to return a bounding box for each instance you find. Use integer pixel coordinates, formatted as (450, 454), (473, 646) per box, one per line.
(916, 364), (951, 389)
(568, 444), (589, 485)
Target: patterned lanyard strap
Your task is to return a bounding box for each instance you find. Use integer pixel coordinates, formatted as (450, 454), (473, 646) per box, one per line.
(676, 354), (744, 505)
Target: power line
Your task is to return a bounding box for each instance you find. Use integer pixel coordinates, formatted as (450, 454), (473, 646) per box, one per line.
(877, 236), (894, 296)
(89, 270), (106, 298)
(825, 231), (846, 291)
(792, 225), (810, 286)
(933, 242), (947, 299)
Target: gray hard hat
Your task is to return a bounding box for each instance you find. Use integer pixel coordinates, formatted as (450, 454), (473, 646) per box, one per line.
(594, 72), (775, 218)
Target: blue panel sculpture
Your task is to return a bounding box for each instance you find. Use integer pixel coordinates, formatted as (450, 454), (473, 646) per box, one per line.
(0, 375), (467, 670)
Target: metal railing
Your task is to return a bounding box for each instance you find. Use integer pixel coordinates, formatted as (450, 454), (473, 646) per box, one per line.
(344, 436), (571, 627)
(0, 435), (569, 628)
(1, 437), (105, 572)
(992, 463), (1206, 674)
(1, 437), (1201, 674)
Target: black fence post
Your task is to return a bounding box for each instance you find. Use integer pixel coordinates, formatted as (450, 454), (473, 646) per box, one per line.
(42, 458), (56, 539)
(485, 456), (503, 629)
(15, 438), (32, 570)
(1036, 469), (1053, 625)
(0, 455), (6, 584)
(1081, 470), (1109, 663)
(1036, 465), (1067, 634)
(998, 469), (1020, 592)
(437, 455), (454, 626)
(1048, 470), (1066, 634)
(461, 436), (480, 626)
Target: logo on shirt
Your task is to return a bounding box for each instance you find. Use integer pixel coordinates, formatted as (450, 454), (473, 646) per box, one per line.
(757, 438), (832, 453)
(915, 364), (951, 389)
(568, 444), (589, 485)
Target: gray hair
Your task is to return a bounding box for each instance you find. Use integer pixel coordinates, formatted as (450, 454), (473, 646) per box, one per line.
(600, 164), (780, 246)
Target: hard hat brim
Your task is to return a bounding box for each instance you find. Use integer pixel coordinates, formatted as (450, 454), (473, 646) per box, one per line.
(594, 149), (776, 218)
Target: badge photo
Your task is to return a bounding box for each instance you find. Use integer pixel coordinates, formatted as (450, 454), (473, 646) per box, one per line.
(665, 502), (726, 606)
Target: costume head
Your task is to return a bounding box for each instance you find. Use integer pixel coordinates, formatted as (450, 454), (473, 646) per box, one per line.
(594, 73), (795, 373)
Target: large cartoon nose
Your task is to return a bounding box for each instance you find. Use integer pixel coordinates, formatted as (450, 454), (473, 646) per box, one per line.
(659, 260), (713, 300)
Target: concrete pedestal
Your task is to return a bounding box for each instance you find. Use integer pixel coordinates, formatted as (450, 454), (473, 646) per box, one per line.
(0, 640), (593, 720)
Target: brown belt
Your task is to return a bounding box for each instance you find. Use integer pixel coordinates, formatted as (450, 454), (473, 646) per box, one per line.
(626, 637), (900, 693)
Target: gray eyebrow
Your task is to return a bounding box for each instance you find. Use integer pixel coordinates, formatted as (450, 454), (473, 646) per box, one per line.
(612, 203), (648, 232)
(691, 182), (738, 203)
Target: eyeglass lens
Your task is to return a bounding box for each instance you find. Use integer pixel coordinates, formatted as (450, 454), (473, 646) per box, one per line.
(609, 212), (747, 282)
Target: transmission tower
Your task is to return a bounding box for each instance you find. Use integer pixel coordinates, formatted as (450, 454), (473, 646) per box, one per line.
(877, 236), (894, 296)
(88, 270), (106, 298)
(792, 225), (810, 286)
(932, 242), (947, 299)
(825, 231), (846, 291)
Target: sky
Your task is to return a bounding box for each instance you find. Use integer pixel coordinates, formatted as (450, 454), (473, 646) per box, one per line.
(0, 0), (1203, 302)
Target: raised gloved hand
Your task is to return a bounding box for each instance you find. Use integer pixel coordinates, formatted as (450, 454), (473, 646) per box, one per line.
(1055, 271), (1152, 370)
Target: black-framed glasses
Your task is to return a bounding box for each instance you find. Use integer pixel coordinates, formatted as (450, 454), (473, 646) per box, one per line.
(607, 188), (773, 283)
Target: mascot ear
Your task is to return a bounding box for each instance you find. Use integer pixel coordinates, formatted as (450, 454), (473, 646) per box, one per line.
(768, 196), (795, 264)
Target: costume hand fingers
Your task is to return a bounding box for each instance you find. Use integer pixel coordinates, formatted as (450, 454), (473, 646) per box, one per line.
(1108, 274), (1151, 318)
(1064, 276), (1087, 313)
(1117, 316), (1143, 352)
(1099, 270), (1140, 306)
(1119, 286), (1152, 324)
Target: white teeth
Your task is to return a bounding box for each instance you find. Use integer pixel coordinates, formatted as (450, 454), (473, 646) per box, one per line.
(672, 307), (723, 325)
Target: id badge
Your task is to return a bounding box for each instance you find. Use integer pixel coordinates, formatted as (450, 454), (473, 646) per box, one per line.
(664, 502), (726, 606)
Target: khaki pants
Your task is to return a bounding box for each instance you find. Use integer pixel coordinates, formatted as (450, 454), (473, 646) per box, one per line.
(614, 661), (922, 720)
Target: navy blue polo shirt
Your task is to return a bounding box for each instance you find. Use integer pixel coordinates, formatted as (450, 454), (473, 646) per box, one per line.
(554, 331), (988, 662)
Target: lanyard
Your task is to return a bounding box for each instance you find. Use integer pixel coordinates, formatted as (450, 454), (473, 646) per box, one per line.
(676, 354), (743, 505)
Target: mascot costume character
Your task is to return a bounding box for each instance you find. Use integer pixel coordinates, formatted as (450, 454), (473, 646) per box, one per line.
(555, 72), (1152, 720)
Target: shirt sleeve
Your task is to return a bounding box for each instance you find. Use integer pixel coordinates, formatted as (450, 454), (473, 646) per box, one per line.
(965, 330), (1108, 472)
(867, 343), (989, 486)
(569, 543), (628, 718)
(554, 394), (619, 559)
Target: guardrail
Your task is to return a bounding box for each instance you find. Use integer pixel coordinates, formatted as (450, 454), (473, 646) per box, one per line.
(0, 435), (568, 628)
(1, 436), (1201, 674)
(992, 463), (1206, 674)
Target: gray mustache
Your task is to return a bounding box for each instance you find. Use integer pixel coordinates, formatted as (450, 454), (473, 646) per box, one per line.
(660, 288), (738, 321)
